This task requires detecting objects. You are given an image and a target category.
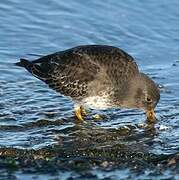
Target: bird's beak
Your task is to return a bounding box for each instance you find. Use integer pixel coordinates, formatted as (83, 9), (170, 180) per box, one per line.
(146, 109), (156, 123)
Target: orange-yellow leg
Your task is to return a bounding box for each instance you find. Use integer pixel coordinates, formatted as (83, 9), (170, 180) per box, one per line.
(74, 106), (87, 122)
(92, 114), (104, 120)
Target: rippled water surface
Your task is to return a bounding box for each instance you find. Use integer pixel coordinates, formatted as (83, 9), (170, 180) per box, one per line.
(0, 0), (179, 179)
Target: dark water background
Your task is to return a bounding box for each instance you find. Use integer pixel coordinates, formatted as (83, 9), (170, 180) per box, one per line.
(0, 0), (179, 179)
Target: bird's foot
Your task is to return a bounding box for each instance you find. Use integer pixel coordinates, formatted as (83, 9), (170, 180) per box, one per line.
(92, 114), (105, 120)
(74, 106), (105, 122)
(74, 106), (87, 122)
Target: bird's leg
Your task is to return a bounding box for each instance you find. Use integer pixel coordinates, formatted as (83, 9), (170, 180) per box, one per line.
(92, 114), (105, 120)
(74, 105), (87, 122)
(80, 106), (88, 116)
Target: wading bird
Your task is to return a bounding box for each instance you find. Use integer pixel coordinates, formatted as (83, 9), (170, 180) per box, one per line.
(16, 45), (160, 123)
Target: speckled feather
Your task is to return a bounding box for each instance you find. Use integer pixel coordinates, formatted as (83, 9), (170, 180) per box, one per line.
(17, 45), (139, 104)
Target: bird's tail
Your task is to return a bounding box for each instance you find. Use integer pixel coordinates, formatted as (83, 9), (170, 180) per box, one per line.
(15, 58), (49, 81)
(15, 58), (33, 73)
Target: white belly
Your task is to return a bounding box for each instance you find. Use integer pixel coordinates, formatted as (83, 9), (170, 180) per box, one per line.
(79, 96), (113, 109)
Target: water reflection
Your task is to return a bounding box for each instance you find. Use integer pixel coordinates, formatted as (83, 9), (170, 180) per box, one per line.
(0, 0), (179, 179)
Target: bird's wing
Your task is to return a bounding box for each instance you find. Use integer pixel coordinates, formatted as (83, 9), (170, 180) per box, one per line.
(70, 45), (139, 84)
(17, 50), (101, 98)
(16, 45), (139, 99)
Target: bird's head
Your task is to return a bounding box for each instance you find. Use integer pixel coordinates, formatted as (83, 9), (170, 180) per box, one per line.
(126, 73), (160, 122)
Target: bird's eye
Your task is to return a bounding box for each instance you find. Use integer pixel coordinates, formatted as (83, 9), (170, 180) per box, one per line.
(146, 97), (152, 103)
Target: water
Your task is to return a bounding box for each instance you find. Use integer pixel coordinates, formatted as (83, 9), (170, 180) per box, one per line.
(0, 0), (179, 179)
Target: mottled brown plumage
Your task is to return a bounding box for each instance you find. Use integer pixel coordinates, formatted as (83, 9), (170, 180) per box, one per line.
(16, 45), (160, 122)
